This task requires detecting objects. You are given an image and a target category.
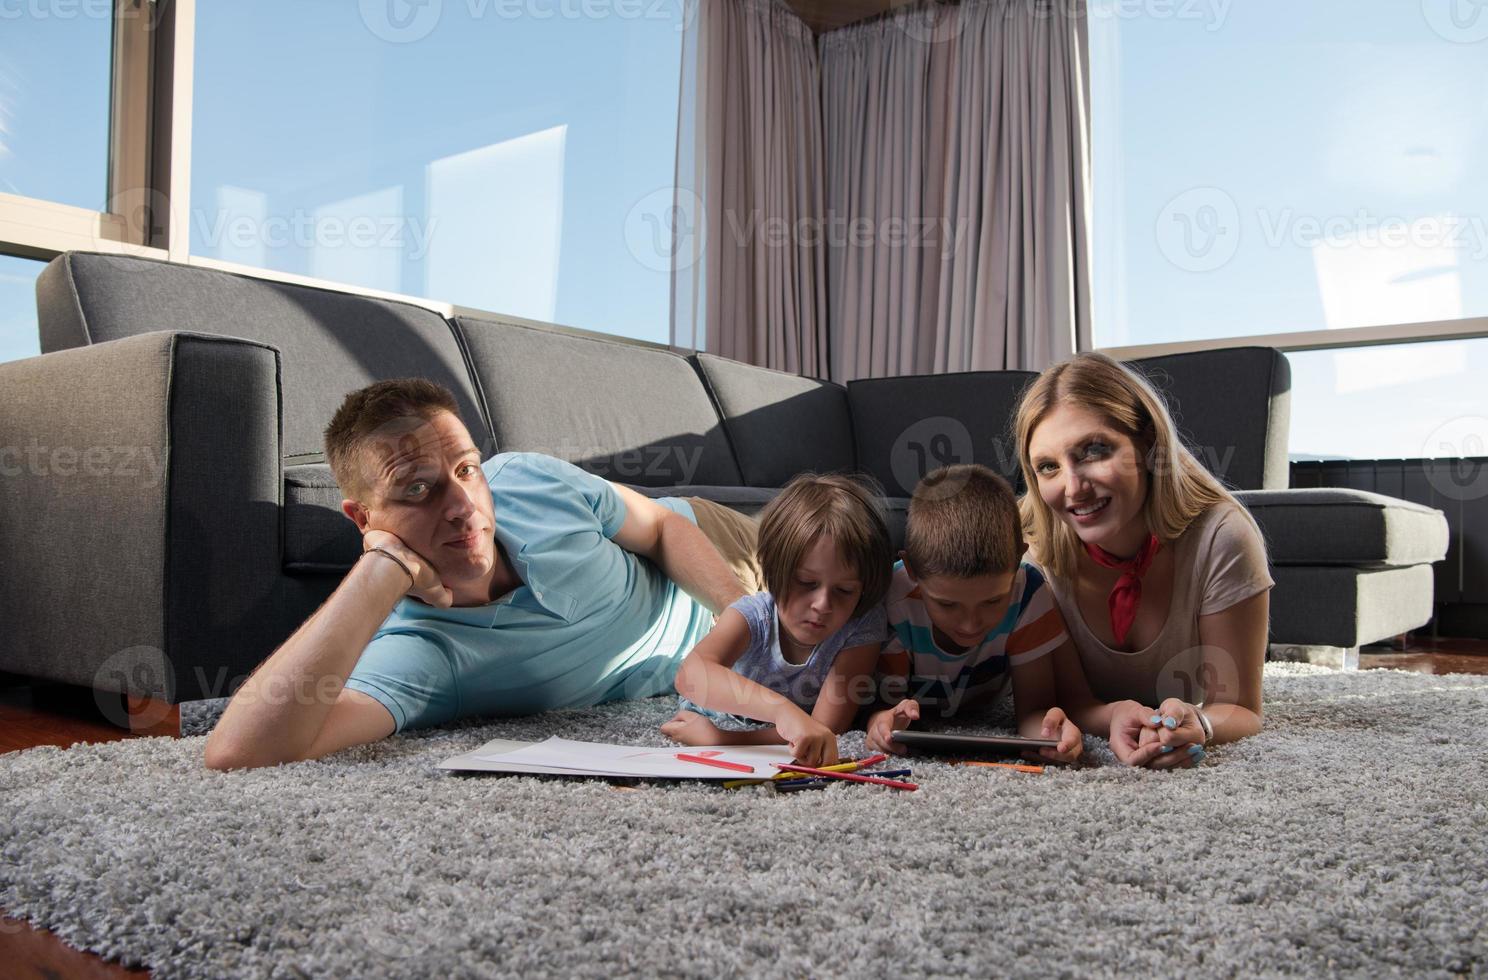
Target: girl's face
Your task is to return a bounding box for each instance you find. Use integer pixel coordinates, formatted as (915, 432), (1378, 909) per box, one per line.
(1028, 403), (1150, 557)
(778, 534), (863, 650)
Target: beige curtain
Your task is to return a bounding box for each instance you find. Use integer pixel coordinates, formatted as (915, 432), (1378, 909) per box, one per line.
(671, 0), (828, 377)
(821, 0), (1092, 380)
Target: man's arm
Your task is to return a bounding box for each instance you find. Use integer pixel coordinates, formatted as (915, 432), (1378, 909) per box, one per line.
(610, 483), (748, 613)
(203, 552), (409, 770)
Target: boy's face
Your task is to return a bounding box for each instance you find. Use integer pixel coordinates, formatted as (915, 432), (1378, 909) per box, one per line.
(912, 568), (1018, 653)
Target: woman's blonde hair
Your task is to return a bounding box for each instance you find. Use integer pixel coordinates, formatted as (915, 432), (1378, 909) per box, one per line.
(1014, 351), (1250, 580)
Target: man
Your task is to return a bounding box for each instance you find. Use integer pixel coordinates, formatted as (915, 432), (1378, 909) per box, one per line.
(204, 379), (760, 769)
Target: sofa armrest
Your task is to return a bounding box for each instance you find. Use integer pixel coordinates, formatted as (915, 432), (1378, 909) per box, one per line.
(0, 331), (283, 702)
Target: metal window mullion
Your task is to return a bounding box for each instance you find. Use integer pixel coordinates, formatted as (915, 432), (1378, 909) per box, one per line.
(150, 0), (195, 260)
(1097, 315), (1488, 360)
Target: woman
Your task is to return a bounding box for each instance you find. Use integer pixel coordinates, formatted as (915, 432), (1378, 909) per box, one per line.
(1014, 352), (1272, 769)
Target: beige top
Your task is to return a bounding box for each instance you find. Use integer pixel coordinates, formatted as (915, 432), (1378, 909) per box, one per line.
(1042, 502), (1274, 708)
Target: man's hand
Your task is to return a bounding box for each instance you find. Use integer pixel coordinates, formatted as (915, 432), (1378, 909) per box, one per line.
(362, 529), (453, 609)
(775, 710), (840, 769)
(866, 699), (921, 755)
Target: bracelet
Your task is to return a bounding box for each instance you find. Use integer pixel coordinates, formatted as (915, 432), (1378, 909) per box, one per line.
(1194, 702), (1215, 744)
(365, 547), (415, 589)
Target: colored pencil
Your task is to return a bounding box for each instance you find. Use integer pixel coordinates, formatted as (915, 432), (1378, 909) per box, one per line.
(955, 760), (1045, 774)
(722, 754), (887, 790)
(676, 753), (755, 773)
(772, 763), (918, 791)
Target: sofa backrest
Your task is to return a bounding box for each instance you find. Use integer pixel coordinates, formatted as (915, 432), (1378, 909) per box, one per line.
(691, 353), (856, 488)
(846, 370), (1038, 498)
(1127, 347), (1291, 491)
(35, 253), (489, 461)
(455, 314), (741, 488)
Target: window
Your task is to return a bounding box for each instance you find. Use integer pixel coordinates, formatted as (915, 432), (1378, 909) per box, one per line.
(1288, 338), (1488, 461)
(1090, 0), (1488, 347)
(190, 1), (684, 344)
(0, 253), (44, 364)
(0, 7), (113, 211)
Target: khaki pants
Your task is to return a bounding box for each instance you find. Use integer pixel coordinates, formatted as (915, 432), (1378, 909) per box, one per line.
(687, 497), (764, 596)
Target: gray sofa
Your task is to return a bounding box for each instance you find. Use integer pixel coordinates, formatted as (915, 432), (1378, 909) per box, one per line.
(0, 252), (1448, 705)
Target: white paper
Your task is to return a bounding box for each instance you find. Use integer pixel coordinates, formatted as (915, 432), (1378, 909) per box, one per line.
(439, 736), (796, 779)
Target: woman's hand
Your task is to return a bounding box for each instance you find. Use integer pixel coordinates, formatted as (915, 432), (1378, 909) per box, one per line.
(1029, 707), (1083, 764)
(775, 710), (840, 769)
(865, 699), (920, 756)
(1111, 699), (1206, 769)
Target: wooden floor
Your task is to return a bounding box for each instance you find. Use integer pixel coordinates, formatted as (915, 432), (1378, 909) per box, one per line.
(2, 639), (1485, 979)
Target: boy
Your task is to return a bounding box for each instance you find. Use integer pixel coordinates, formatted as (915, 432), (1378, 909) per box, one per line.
(865, 464), (1084, 762)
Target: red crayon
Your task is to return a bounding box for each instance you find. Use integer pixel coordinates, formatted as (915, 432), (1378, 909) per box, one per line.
(676, 753), (755, 773)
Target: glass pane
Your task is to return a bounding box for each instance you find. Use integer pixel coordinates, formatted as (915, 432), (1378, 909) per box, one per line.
(0, 7), (112, 210)
(1288, 338), (1488, 460)
(190, 2), (684, 345)
(0, 254), (44, 364)
(1091, 1), (1488, 347)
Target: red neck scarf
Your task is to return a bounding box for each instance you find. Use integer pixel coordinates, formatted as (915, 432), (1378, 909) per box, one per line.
(1083, 534), (1161, 646)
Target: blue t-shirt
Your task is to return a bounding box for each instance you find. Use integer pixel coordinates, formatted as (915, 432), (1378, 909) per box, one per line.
(706, 591), (887, 713)
(344, 452), (715, 731)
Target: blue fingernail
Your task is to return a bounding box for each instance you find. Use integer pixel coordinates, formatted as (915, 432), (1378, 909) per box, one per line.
(1160, 745), (1173, 754)
(1162, 716), (1178, 730)
(1149, 715), (1162, 724)
(1188, 744), (1203, 756)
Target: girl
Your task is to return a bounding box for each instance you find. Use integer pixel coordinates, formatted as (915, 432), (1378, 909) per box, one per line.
(1014, 352), (1274, 770)
(662, 474), (892, 768)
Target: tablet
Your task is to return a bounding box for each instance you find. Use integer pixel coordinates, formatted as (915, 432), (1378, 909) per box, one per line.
(890, 730), (1058, 756)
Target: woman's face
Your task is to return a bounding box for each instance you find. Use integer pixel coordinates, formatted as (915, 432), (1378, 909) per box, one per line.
(1027, 403), (1150, 556)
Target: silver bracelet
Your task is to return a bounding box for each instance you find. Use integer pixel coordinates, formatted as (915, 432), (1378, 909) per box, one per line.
(1194, 702), (1215, 744)
(365, 547), (415, 589)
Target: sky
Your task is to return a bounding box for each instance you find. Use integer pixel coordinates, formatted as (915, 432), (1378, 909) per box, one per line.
(2, 0), (1485, 460)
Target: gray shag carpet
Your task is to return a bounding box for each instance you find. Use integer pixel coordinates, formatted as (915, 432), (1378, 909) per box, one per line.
(2, 663), (1486, 979)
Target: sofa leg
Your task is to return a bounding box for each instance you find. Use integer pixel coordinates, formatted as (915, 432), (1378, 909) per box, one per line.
(123, 694), (180, 737)
(1268, 643), (1360, 671)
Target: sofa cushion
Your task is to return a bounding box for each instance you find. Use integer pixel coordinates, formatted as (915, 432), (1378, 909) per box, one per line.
(36, 252), (489, 460)
(1236, 488), (1449, 567)
(1129, 347), (1291, 491)
(284, 464), (359, 571)
(632, 486), (910, 551)
(455, 315), (741, 488)
(847, 370), (1037, 497)
(690, 354), (856, 487)
(1269, 564), (1435, 648)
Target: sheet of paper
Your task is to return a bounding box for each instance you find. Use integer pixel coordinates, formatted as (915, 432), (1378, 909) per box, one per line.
(439, 735), (796, 779)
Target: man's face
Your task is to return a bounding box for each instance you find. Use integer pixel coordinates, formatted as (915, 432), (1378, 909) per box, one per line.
(347, 410), (497, 601)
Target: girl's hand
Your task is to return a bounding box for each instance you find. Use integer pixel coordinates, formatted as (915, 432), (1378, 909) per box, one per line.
(1031, 707), (1083, 764)
(866, 699), (921, 755)
(776, 711), (840, 769)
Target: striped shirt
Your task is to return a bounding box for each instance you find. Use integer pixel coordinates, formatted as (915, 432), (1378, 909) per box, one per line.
(878, 560), (1068, 718)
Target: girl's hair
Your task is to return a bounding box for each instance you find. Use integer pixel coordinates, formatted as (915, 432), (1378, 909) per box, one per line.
(1013, 351), (1254, 580)
(757, 473), (893, 617)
